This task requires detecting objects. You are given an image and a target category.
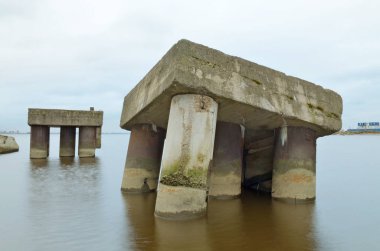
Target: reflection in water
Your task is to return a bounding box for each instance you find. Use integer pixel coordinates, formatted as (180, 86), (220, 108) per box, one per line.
(271, 200), (316, 250)
(30, 159), (49, 169)
(27, 156), (103, 250)
(79, 157), (99, 166)
(123, 190), (317, 251)
(122, 193), (157, 250)
(59, 157), (75, 166)
(2, 134), (380, 250)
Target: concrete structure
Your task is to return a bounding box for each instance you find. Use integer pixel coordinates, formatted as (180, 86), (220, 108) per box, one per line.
(0, 135), (19, 154)
(28, 108), (103, 158)
(244, 130), (275, 192)
(121, 124), (165, 192)
(209, 122), (244, 199)
(155, 94), (218, 219)
(120, 39), (342, 219)
(272, 126), (316, 201)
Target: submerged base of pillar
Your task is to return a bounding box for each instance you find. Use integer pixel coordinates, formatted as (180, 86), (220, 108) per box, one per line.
(155, 184), (207, 220)
(121, 167), (159, 193)
(272, 126), (316, 202)
(79, 149), (95, 158)
(30, 149), (49, 159)
(208, 162), (242, 200)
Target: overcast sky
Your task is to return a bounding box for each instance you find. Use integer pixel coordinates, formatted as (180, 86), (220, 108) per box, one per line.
(1, 0), (379, 132)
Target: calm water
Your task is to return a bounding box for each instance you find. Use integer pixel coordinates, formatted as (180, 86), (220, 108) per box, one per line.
(0, 134), (380, 251)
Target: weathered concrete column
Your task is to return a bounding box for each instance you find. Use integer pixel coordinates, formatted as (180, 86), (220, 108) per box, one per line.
(95, 127), (101, 148)
(209, 122), (244, 199)
(30, 125), (50, 159)
(78, 126), (96, 158)
(155, 94), (218, 220)
(272, 126), (316, 202)
(59, 126), (76, 157)
(121, 124), (165, 193)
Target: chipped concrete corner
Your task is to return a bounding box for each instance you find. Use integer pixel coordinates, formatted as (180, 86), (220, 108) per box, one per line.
(120, 39), (343, 220)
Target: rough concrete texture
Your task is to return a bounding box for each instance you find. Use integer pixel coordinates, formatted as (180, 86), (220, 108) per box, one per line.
(155, 184), (208, 220)
(121, 124), (165, 192)
(30, 125), (50, 159)
(59, 126), (76, 157)
(244, 129), (275, 192)
(28, 108), (103, 127)
(78, 126), (96, 158)
(120, 39), (342, 137)
(155, 94), (217, 218)
(0, 135), (19, 154)
(272, 126), (316, 201)
(209, 122), (243, 199)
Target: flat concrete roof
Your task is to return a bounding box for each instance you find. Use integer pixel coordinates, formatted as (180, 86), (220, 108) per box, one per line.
(120, 39), (342, 137)
(28, 108), (103, 127)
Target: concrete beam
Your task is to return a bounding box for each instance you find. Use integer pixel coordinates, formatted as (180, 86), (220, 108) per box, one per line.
(209, 122), (244, 199)
(155, 94), (218, 219)
(272, 126), (316, 201)
(59, 126), (76, 157)
(121, 124), (165, 193)
(120, 39), (342, 137)
(30, 125), (50, 159)
(28, 108), (103, 127)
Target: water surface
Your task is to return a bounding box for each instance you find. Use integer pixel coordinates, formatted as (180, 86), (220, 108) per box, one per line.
(0, 134), (379, 251)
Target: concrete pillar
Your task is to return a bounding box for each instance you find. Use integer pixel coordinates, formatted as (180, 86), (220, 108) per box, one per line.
(155, 94), (218, 220)
(209, 121), (244, 199)
(59, 126), (76, 157)
(244, 130), (275, 192)
(96, 126), (101, 148)
(272, 126), (316, 202)
(78, 126), (96, 158)
(121, 124), (165, 193)
(30, 125), (50, 159)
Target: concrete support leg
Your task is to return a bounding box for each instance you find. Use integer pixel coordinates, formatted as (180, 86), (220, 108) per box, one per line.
(121, 124), (165, 193)
(155, 94), (218, 220)
(272, 126), (316, 202)
(96, 126), (101, 148)
(209, 122), (244, 199)
(30, 125), (50, 159)
(244, 130), (275, 193)
(59, 126), (76, 157)
(78, 126), (96, 158)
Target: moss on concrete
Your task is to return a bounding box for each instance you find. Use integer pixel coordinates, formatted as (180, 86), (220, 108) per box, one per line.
(160, 170), (206, 189)
(273, 159), (315, 174)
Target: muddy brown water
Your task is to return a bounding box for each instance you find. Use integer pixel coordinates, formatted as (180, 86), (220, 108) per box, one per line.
(0, 134), (379, 251)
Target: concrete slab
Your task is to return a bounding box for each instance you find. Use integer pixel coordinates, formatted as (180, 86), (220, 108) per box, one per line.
(28, 108), (103, 127)
(120, 39), (342, 136)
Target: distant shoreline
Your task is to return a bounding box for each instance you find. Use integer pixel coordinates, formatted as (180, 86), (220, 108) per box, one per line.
(334, 130), (380, 135)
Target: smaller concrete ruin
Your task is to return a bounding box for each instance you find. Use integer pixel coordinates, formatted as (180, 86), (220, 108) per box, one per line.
(28, 108), (103, 158)
(0, 135), (19, 154)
